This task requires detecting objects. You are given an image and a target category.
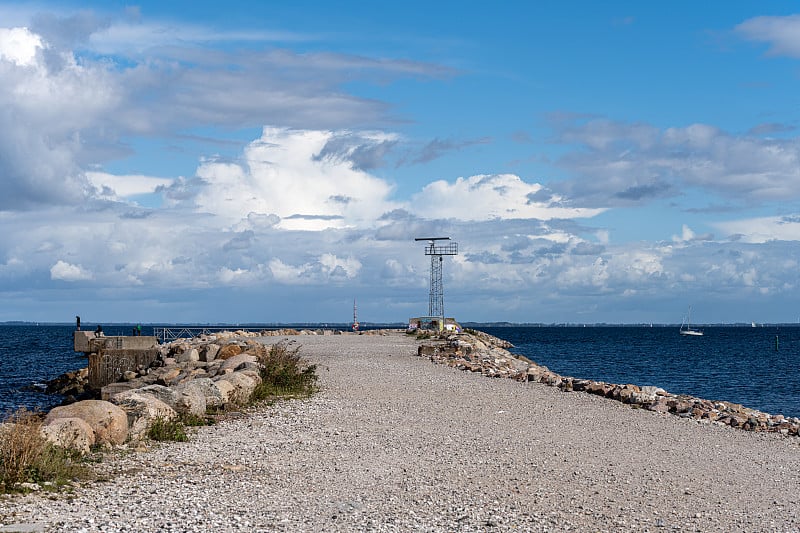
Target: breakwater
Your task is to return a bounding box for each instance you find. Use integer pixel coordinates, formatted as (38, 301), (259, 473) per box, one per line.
(41, 328), (376, 453)
(419, 329), (800, 437)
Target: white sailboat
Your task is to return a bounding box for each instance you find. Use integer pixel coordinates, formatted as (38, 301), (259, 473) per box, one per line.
(680, 306), (704, 336)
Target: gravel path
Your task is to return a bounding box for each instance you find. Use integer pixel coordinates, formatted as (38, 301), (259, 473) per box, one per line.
(1, 331), (799, 532)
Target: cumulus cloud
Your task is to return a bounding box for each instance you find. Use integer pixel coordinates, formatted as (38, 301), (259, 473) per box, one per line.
(50, 260), (92, 281)
(409, 174), (605, 221)
(0, 26), (42, 65)
(0, 17), (454, 214)
(0, 26), (119, 209)
(191, 127), (400, 230)
(268, 253), (361, 285)
(672, 224), (713, 244)
(4, 7), (800, 324)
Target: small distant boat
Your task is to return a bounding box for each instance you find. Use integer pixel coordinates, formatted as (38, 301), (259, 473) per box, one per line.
(680, 306), (704, 336)
(751, 321), (757, 328)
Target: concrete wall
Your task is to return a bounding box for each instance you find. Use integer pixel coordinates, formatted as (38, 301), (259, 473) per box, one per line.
(73, 331), (94, 352)
(74, 331), (157, 354)
(88, 348), (160, 389)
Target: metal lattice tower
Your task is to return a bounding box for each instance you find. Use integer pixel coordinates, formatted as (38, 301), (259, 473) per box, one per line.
(415, 237), (458, 319)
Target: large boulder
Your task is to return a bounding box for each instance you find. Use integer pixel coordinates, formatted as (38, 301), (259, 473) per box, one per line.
(212, 379), (237, 405)
(176, 348), (200, 364)
(214, 372), (258, 405)
(173, 381), (208, 416)
(217, 344), (243, 360)
(219, 353), (259, 373)
(45, 400), (128, 446)
(200, 344), (220, 362)
(109, 391), (177, 441)
(132, 384), (179, 410)
(182, 377), (224, 410)
(238, 369), (263, 387)
(41, 417), (95, 454)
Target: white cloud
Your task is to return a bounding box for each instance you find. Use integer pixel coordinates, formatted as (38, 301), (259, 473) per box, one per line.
(3, 7), (800, 325)
(193, 127), (400, 230)
(86, 171), (173, 200)
(735, 14), (800, 58)
(319, 253), (362, 279)
(713, 214), (800, 243)
(0, 27), (42, 66)
(217, 266), (264, 285)
(673, 224), (696, 243)
(50, 260), (92, 281)
(550, 118), (800, 207)
(0, 25), (121, 209)
(267, 253), (362, 285)
(409, 174), (605, 221)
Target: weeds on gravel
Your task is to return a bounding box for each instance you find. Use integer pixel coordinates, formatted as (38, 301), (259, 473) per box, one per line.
(250, 342), (317, 402)
(147, 416), (188, 442)
(0, 408), (90, 493)
(146, 412), (213, 442)
(181, 412), (212, 427)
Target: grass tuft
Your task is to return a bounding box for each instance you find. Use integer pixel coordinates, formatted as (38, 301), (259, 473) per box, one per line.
(250, 342), (318, 403)
(146, 416), (188, 442)
(146, 412), (213, 442)
(0, 408), (90, 493)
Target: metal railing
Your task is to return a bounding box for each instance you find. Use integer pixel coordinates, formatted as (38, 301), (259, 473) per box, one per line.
(153, 326), (271, 343)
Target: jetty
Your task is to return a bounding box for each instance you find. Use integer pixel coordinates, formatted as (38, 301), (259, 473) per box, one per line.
(3, 329), (798, 531)
(73, 329), (160, 389)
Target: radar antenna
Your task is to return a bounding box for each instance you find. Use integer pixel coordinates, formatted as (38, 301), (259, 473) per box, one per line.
(414, 237), (458, 319)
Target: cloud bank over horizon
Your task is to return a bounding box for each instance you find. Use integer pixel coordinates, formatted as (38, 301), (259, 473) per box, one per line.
(1, 4), (800, 324)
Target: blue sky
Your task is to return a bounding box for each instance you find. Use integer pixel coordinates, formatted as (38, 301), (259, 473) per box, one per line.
(1, 1), (800, 324)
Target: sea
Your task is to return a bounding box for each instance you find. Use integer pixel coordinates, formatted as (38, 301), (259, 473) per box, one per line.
(481, 325), (800, 419)
(0, 324), (145, 416)
(1, 324), (799, 419)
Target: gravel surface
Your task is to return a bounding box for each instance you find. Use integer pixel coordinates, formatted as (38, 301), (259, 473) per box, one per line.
(1, 331), (799, 532)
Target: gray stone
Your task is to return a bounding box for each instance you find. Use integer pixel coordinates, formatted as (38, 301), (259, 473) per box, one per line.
(41, 417), (95, 454)
(109, 391), (177, 440)
(173, 381), (208, 416)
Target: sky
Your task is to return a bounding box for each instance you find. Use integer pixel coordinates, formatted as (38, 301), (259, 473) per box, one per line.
(1, 1), (800, 325)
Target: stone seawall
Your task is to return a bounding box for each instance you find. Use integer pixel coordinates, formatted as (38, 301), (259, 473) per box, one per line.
(41, 328), (378, 454)
(419, 328), (800, 437)
(42, 325), (800, 457)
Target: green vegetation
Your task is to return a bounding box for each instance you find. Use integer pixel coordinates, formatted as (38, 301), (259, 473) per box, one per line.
(181, 412), (212, 427)
(147, 416), (188, 442)
(146, 412), (213, 442)
(0, 409), (91, 493)
(250, 341), (318, 402)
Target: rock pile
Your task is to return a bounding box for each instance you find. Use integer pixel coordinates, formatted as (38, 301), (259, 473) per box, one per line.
(40, 329), (321, 454)
(418, 330), (800, 437)
(44, 367), (91, 402)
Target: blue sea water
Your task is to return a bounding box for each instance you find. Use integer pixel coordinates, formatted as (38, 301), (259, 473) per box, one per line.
(2, 324), (799, 420)
(481, 325), (800, 419)
(0, 324), (145, 415)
